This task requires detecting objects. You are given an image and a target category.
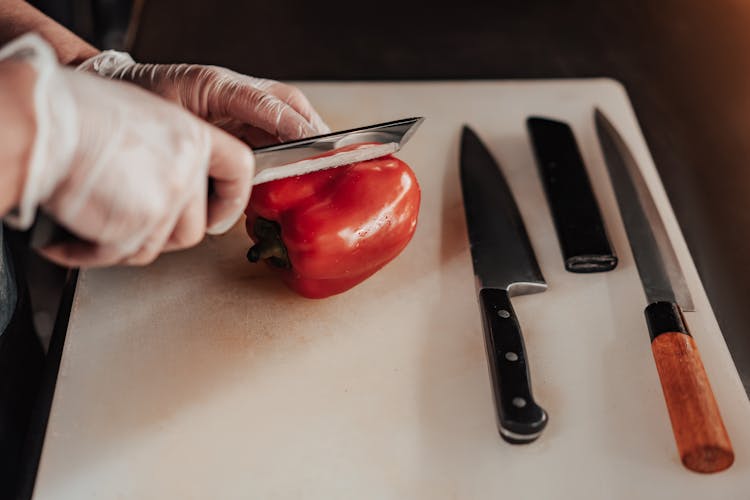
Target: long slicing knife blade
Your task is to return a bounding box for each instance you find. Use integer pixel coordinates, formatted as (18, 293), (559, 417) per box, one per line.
(594, 109), (694, 311)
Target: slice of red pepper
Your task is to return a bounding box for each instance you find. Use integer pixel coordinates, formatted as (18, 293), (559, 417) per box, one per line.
(244, 143), (421, 299)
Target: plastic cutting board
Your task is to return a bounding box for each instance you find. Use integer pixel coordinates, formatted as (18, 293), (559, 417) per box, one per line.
(32, 80), (750, 500)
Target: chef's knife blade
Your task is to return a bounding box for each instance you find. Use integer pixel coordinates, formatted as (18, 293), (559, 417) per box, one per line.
(252, 117), (424, 184)
(460, 125), (548, 444)
(595, 109), (733, 473)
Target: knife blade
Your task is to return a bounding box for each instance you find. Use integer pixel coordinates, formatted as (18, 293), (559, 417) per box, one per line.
(252, 117), (424, 184)
(595, 109), (733, 473)
(30, 117), (424, 249)
(460, 125), (549, 444)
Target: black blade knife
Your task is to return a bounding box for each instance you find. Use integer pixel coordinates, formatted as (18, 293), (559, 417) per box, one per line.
(595, 109), (733, 473)
(459, 126), (549, 444)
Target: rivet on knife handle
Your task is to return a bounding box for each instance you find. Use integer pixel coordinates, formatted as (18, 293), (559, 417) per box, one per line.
(646, 302), (734, 473)
(480, 288), (548, 443)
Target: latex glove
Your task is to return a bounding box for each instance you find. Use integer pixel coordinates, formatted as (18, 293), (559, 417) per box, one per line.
(0, 34), (255, 267)
(78, 51), (330, 147)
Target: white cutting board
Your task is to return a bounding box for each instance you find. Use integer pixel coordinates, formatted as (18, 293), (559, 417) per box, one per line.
(33, 80), (750, 499)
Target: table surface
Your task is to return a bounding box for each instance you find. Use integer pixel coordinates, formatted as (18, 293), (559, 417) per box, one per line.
(128, 0), (750, 391)
(29, 80), (750, 499)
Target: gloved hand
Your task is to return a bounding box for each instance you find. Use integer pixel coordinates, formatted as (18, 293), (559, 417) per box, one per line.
(78, 51), (330, 147)
(0, 34), (255, 268)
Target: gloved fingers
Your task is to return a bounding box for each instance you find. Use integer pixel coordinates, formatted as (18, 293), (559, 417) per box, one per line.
(121, 217), (179, 265)
(240, 126), (279, 148)
(119, 201), (182, 265)
(89, 59), (332, 143)
(125, 151), (210, 262)
(309, 112), (331, 137)
(224, 84), (319, 142)
(211, 118), (279, 148)
(259, 80), (331, 135)
(205, 126), (255, 235)
(163, 181), (207, 252)
(121, 234), (167, 266)
(38, 240), (125, 268)
(110, 177), (205, 265)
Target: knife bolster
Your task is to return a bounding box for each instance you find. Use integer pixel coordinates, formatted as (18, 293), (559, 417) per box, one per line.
(645, 301), (689, 341)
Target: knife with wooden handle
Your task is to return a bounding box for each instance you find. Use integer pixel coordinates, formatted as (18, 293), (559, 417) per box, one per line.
(595, 109), (733, 473)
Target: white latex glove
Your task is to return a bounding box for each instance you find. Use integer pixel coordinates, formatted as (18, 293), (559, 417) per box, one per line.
(78, 51), (330, 147)
(0, 34), (255, 267)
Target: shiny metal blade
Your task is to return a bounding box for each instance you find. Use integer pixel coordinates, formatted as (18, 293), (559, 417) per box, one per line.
(253, 117), (424, 171)
(595, 109), (694, 310)
(252, 142), (399, 185)
(460, 126), (547, 296)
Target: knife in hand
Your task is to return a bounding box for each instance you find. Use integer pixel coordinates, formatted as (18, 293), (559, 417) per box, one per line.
(31, 117), (424, 249)
(460, 125), (549, 444)
(595, 109), (733, 473)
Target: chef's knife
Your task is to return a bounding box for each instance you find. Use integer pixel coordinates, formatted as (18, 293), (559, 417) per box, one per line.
(595, 109), (734, 473)
(460, 125), (549, 444)
(31, 117), (424, 248)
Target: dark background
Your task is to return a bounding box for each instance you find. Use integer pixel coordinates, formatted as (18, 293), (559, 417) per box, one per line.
(30, 1), (750, 390)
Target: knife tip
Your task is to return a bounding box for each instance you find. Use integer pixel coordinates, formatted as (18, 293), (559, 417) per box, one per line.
(461, 124), (478, 138)
(460, 125), (480, 147)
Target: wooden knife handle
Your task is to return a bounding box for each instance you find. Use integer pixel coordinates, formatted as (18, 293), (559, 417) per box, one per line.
(646, 301), (734, 473)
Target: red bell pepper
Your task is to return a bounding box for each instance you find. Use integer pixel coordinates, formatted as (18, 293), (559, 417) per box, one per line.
(244, 144), (421, 299)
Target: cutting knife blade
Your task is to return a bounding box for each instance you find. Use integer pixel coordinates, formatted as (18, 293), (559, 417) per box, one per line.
(595, 108), (733, 473)
(252, 117), (424, 184)
(460, 125), (548, 444)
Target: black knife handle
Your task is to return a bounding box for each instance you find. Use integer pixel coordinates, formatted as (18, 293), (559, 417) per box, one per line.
(479, 288), (548, 444)
(527, 117), (617, 273)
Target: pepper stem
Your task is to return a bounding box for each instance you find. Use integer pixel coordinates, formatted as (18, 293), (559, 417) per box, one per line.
(246, 217), (291, 269)
(246, 240), (283, 262)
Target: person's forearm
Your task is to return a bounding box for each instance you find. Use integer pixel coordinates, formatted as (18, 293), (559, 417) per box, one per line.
(0, 0), (98, 65)
(0, 60), (35, 217)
